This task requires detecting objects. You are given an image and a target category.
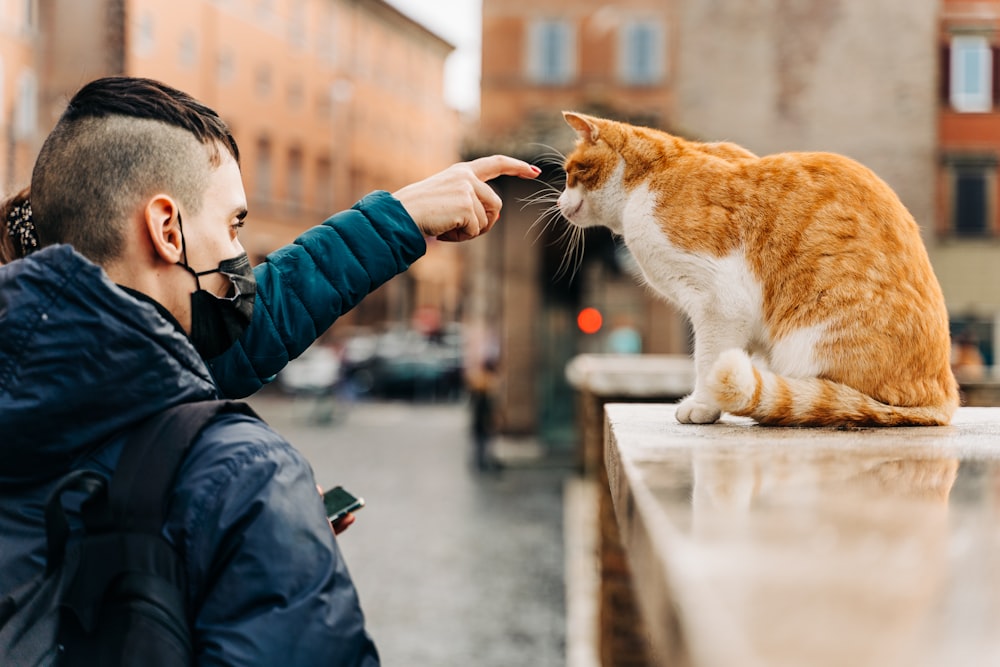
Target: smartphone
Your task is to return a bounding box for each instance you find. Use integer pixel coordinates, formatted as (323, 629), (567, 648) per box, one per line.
(322, 485), (365, 522)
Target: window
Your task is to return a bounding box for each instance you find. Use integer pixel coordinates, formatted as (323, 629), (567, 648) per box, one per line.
(255, 64), (272, 97)
(528, 19), (575, 84)
(954, 168), (990, 236)
(255, 137), (272, 203)
(619, 20), (665, 85)
(316, 157), (333, 213)
(23, 0), (37, 30)
(950, 35), (992, 112)
(179, 31), (197, 69)
(287, 147), (303, 213)
(287, 79), (304, 110)
(945, 155), (997, 237)
(134, 11), (155, 57)
(13, 70), (37, 141)
(289, 0), (307, 49)
(0, 58), (5, 127)
(317, 3), (338, 63)
(216, 49), (235, 85)
(256, 0), (274, 19)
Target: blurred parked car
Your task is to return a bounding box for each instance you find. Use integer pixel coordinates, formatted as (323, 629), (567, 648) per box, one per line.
(276, 344), (344, 424)
(278, 345), (341, 395)
(339, 324), (465, 402)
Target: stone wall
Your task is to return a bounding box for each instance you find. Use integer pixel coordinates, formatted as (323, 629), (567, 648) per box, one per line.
(674, 0), (938, 238)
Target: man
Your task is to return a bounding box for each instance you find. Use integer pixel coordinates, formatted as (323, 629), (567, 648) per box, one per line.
(0, 77), (537, 665)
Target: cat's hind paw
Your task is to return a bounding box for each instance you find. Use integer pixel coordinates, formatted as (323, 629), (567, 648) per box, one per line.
(676, 396), (722, 424)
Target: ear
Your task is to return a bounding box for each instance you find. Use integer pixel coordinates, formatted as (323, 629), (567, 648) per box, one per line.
(563, 111), (601, 143)
(143, 195), (183, 264)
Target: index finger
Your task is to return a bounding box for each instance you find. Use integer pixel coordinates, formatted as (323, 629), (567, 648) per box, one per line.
(467, 155), (540, 182)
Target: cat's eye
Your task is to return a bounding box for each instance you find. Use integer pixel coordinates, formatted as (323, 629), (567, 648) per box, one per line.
(569, 162), (598, 186)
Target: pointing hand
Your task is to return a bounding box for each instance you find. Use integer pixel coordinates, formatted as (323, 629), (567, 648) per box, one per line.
(392, 155), (541, 242)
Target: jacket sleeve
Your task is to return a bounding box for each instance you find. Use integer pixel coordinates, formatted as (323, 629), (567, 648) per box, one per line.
(173, 415), (380, 667)
(209, 191), (427, 398)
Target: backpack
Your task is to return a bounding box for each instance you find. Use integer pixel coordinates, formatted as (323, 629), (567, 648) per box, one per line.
(0, 399), (257, 666)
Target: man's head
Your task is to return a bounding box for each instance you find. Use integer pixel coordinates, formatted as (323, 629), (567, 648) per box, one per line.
(32, 76), (239, 265)
(30, 77), (252, 352)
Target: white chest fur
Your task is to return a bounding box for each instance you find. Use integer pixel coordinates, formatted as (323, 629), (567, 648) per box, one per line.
(621, 185), (761, 323)
(618, 185), (827, 379)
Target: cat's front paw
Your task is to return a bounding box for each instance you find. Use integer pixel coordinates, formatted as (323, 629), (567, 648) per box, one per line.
(676, 396), (722, 424)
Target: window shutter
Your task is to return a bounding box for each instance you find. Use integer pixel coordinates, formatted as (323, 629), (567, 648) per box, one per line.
(993, 46), (1000, 107)
(941, 43), (951, 107)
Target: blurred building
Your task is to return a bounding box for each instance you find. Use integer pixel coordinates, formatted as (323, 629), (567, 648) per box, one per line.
(0, 1), (40, 190)
(936, 0), (1000, 369)
(0, 0), (462, 327)
(471, 0), (685, 443)
(471, 0), (942, 442)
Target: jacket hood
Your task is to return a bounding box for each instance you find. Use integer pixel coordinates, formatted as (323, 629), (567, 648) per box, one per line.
(0, 245), (218, 485)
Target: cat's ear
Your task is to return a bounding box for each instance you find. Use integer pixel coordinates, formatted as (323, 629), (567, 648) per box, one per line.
(564, 111), (600, 143)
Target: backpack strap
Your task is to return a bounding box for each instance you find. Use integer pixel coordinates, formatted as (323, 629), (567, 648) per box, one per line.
(62, 399), (260, 634)
(43, 470), (107, 574)
(100, 399), (259, 533)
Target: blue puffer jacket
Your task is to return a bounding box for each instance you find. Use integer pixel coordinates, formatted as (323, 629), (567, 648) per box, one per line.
(0, 245), (381, 665)
(210, 191), (427, 397)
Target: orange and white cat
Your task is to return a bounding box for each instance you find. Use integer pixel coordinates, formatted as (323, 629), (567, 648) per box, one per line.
(557, 112), (958, 426)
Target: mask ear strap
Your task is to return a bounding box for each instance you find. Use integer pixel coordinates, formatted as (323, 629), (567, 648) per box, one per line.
(175, 211), (203, 290)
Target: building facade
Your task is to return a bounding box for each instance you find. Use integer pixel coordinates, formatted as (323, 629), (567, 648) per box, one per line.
(936, 0), (1000, 368)
(2, 0), (462, 325)
(0, 0), (42, 192)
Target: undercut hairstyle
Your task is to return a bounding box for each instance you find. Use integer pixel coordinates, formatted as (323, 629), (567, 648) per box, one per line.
(30, 77), (240, 265)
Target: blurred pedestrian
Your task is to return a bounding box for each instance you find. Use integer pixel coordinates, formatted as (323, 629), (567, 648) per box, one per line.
(468, 358), (503, 472)
(952, 330), (986, 382)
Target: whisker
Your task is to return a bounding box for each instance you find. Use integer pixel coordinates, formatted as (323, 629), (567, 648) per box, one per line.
(521, 146), (586, 282)
(526, 205), (564, 241)
(528, 143), (567, 168)
(519, 191), (560, 209)
(551, 223), (587, 283)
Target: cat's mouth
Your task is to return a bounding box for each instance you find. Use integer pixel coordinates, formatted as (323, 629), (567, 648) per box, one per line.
(561, 200), (583, 220)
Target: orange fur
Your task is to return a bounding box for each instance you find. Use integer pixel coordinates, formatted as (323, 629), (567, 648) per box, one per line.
(559, 112), (958, 427)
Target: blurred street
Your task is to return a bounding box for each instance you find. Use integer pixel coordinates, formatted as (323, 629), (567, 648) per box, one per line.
(247, 392), (570, 667)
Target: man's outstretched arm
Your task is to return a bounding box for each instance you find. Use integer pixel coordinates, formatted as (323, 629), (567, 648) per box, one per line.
(210, 156), (539, 399)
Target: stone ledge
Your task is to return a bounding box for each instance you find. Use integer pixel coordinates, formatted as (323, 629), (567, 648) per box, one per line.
(566, 354), (695, 398)
(605, 404), (1000, 667)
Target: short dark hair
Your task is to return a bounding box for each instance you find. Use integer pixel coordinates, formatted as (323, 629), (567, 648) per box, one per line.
(31, 77), (240, 264)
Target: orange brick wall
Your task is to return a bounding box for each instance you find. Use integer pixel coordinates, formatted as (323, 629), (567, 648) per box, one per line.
(123, 0), (459, 256)
(2, 0), (463, 328)
(480, 0), (675, 138)
(0, 3), (42, 190)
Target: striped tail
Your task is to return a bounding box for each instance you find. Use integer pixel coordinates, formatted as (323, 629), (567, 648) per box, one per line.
(709, 349), (956, 427)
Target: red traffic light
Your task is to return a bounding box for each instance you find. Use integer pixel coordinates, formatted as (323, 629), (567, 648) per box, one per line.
(577, 307), (603, 334)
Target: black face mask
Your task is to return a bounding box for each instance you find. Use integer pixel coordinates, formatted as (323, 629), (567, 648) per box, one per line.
(176, 213), (256, 360)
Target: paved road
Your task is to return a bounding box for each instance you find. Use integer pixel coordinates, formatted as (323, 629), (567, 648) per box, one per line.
(247, 393), (570, 666)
